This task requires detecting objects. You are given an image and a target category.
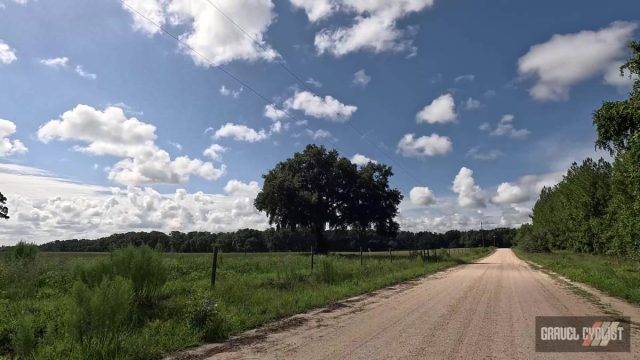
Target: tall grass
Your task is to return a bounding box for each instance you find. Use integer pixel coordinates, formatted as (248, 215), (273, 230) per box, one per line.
(514, 249), (640, 304)
(0, 247), (490, 359)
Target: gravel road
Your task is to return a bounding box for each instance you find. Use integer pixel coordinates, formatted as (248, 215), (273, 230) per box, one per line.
(180, 248), (639, 360)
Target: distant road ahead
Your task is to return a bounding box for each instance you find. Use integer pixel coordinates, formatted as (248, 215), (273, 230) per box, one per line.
(187, 249), (639, 359)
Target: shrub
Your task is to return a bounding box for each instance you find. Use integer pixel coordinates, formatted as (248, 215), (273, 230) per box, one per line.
(1, 243), (41, 299)
(518, 231), (551, 253)
(73, 260), (114, 288)
(110, 247), (168, 309)
(12, 315), (37, 359)
(4, 242), (39, 263)
(73, 246), (168, 316)
(68, 276), (133, 340)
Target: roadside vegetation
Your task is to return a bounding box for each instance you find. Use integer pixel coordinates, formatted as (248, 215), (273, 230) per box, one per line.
(0, 243), (490, 359)
(513, 249), (640, 305)
(516, 41), (640, 261)
(514, 42), (640, 306)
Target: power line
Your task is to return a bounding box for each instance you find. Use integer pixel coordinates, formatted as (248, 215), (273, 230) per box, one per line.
(200, 0), (309, 87)
(196, 0), (424, 184)
(122, 0), (423, 184)
(120, 0), (301, 125)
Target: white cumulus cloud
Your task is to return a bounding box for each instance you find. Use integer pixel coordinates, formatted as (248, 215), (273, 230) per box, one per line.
(492, 183), (528, 204)
(416, 94), (457, 124)
(350, 153), (376, 166)
(264, 104), (288, 121)
(213, 123), (268, 142)
(203, 143), (227, 161)
(0, 39), (17, 64)
(284, 91), (357, 122)
(409, 186), (436, 206)
(37, 104), (225, 185)
(0, 119), (28, 156)
(518, 21), (637, 101)
(122, 0), (167, 35)
(289, 0), (336, 22)
(491, 172), (562, 205)
(123, 0), (279, 67)
(397, 133), (452, 158)
(313, 0), (434, 57)
(452, 167), (485, 208)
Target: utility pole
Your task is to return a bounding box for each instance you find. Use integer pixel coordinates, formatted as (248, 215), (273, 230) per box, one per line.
(480, 221), (484, 248)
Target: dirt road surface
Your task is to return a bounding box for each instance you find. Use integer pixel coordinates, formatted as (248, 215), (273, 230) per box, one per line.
(179, 249), (639, 360)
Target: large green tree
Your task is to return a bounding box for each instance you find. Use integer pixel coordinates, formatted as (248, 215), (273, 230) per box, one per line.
(0, 192), (8, 220)
(255, 145), (355, 252)
(254, 144), (402, 253)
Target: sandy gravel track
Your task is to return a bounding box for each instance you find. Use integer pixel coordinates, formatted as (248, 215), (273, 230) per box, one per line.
(177, 249), (639, 360)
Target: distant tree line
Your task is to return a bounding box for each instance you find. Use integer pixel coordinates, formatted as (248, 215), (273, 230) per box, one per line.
(36, 227), (516, 253)
(517, 41), (640, 259)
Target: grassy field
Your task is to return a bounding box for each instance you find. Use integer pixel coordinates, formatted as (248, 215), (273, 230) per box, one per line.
(0, 246), (491, 359)
(514, 248), (640, 305)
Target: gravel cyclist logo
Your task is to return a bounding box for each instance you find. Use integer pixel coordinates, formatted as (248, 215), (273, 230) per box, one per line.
(536, 316), (631, 352)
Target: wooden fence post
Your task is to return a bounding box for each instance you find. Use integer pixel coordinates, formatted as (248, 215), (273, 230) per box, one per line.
(360, 247), (363, 266)
(211, 247), (219, 287)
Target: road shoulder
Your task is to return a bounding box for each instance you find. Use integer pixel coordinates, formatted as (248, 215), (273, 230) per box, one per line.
(516, 255), (640, 332)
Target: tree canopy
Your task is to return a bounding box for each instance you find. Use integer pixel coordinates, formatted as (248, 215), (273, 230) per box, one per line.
(344, 162), (403, 242)
(254, 144), (402, 252)
(593, 41), (640, 155)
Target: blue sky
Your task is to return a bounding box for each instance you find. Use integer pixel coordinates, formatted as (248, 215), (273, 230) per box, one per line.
(0, 0), (638, 244)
